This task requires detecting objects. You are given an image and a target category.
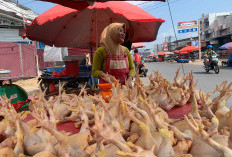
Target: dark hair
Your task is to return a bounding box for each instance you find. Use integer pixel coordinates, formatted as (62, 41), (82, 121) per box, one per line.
(134, 49), (138, 53)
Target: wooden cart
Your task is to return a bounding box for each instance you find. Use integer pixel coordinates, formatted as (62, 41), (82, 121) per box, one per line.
(38, 72), (92, 95)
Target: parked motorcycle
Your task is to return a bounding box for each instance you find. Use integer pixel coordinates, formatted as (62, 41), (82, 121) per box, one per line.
(204, 54), (219, 74)
(138, 63), (148, 77)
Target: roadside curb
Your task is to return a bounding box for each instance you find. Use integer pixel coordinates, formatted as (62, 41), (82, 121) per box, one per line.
(188, 60), (203, 65)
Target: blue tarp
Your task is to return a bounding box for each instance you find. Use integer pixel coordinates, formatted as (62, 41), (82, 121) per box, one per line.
(177, 59), (190, 63)
(228, 56), (232, 62)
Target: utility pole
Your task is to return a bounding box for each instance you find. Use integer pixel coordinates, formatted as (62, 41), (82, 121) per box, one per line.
(19, 44), (24, 77)
(168, 36), (172, 51)
(198, 19), (202, 60)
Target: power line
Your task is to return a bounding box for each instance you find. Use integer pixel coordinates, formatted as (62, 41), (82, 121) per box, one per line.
(167, 0), (178, 46)
(145, 0), (182, 12)
(141, 1), (167, 11)
(0, 1), (36, 19)
(149, 0), (186, 74)
(136, 1), (152, 6)
(167, 0), (185, 75)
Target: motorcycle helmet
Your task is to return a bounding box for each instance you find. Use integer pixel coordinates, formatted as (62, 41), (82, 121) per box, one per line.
(207, 45), (213, 49)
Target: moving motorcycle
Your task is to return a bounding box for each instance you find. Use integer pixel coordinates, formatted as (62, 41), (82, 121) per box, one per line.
(204, 54), (219, 74)
(138, 63), (148, 77)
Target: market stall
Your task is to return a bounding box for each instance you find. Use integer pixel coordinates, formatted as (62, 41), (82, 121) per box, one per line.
(25, 1), (164, 95)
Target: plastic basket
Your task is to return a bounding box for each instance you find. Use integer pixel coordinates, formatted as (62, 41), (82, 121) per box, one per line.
(79, 65), (92, 72)
(45, 67), (65, 73)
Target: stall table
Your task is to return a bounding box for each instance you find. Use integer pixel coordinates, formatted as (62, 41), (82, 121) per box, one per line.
(39, 72), (91, 95)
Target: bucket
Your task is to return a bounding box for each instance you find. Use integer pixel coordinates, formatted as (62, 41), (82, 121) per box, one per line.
(98, 82), (117, 103)
(65, 60), (79, 76)
(0, 70), (11, 77)
(100, 91), (113, 103)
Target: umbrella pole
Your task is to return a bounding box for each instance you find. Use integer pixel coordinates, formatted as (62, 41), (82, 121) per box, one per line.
(197, 19), (202, 60)
(95, 9), (98, 48)
(90, 46), (93, 64)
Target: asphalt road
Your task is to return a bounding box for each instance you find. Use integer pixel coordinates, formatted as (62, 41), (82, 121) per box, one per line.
(140, 61), (232, 107)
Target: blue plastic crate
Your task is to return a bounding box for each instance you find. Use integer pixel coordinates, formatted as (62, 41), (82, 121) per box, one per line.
(45, 65), (92, 73)
(228, 56), (232, 62)
(45, 67), (65, 73)
(79, 65), (92, 72)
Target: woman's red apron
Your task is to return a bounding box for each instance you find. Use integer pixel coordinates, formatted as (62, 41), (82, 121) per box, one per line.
(100, 52), (129, 85)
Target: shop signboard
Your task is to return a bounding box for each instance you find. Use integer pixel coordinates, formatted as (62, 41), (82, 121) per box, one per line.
(163, 42), (168, 51)
(178, 20), (198, 34)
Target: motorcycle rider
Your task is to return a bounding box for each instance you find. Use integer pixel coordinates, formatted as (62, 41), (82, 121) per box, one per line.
(133, 49), (141, 71)
(204, 45), (216, 68)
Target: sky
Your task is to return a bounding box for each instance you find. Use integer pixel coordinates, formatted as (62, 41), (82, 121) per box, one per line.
(17, 0), (232, 50)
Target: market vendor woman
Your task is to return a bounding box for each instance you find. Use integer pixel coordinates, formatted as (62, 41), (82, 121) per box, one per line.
(92, 23), (135, 85)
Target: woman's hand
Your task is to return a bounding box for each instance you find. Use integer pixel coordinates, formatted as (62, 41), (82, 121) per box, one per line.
(99, 72), (116, 83)
(127, 76), (133, 88)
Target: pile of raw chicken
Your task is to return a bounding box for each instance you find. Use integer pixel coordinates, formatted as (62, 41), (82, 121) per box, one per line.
(0, 68), (232, 157)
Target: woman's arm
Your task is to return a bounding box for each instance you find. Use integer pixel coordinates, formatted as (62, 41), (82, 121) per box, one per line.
(92, 48), (104, 78)
(92, 48), (116, 82)
(126, 49), (135, 77)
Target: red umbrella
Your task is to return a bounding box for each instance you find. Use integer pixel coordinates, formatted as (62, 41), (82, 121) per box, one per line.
(179, 45), (200, 52)
(39, 0), (166, 10)
(26, 2), (164, 47)
(174, 50), (188, 54)
(156, 51), (165, 55)
(174, 50), (180, 53)
(147, 54), (157, 57)
(131, 43), (146, 49)
(39, 1), (90, 10)
(164, 51), (174, 55)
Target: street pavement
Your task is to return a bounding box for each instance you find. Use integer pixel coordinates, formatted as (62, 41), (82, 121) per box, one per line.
(140, 61), (232, 107)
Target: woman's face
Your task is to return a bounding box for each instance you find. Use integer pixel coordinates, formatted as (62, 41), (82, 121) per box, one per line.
(117, 27), (126, 44)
